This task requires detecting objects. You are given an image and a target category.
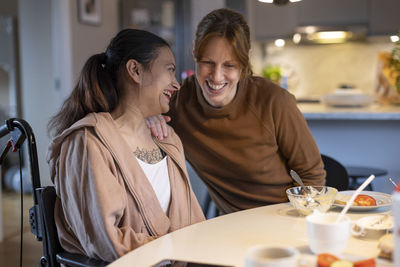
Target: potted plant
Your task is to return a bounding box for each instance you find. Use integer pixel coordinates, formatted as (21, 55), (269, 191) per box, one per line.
(389, 33), (400, 93)
(375, 32), (400, 104)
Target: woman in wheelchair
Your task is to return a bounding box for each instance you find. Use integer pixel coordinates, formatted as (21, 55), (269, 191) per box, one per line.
(46, 29), (205, 263)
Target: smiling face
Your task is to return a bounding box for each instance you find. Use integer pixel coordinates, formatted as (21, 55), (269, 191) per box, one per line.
(195, 36), (242, 107)
(140, 46), (179, 115)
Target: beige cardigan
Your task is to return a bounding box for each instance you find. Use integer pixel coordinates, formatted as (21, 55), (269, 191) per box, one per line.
(47, 113), (205, 262)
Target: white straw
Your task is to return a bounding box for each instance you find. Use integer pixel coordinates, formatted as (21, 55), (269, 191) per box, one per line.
(389, 177), (397, 188)
(336, 174), (376, 222)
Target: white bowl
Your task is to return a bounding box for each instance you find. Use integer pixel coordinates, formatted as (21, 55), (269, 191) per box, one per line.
(352, 215), (393, 240)
(321, 93), (374, 107)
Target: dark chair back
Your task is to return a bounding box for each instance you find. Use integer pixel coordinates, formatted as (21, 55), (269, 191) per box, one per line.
(38, 186), (63, 267)
(321, 154), (349, 191)
(187, 162), (219, 219)
(38, 186), (109, 267)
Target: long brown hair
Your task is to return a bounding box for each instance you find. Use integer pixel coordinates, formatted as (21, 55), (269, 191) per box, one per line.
(193, 8), (252, 78)
(48, 29), (169, 137)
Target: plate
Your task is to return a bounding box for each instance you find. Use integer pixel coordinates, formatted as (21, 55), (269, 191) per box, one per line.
(300, 253), (392, 267)
(333, 191), (392, 211)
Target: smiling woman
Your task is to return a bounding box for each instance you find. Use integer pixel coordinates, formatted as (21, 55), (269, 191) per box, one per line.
(146, 8), (325, 215)
(46, 29), (204, 263)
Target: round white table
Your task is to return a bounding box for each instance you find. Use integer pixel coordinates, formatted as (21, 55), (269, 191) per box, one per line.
(108, 203), (393, 267)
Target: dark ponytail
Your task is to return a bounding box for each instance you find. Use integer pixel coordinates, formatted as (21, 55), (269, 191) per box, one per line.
(48, 29), (169, 137)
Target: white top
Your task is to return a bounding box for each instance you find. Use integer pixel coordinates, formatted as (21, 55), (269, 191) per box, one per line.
(136, 156), (171, 213)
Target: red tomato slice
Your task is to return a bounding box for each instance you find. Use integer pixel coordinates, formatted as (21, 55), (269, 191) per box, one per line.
(317, 253), (340, 267)
(354, 194), (377, 206)
(354, 258), (376, 267)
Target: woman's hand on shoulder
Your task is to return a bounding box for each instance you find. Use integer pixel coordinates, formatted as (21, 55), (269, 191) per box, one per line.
(146, 115), (171, 140)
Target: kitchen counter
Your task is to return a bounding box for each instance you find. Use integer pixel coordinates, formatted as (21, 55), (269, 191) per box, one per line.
(298, 103), (400, 120)
(298, 102), (400, 195)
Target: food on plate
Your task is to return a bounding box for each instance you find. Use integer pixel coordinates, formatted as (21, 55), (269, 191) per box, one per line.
(334, 194), (377, 207)
(354, 195), (377, 206)
(334, 198), (348, 206)
(378, 233), (393, 260)
(334, 194), (352, 205)
(353, 258), (377, 267)
(330, 260), (353, 267)
(317, 253), (339, 267)
(317, 253), (376, 267)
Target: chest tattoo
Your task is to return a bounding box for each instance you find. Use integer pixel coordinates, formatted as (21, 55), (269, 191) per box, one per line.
(133, 147), (164, 164)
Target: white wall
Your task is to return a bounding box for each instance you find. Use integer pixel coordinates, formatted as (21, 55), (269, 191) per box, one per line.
(52, 0), (119, 105)
(69, 0), (120, 87)
(19, 0), (119, 186)
(19, 0), (57, 186)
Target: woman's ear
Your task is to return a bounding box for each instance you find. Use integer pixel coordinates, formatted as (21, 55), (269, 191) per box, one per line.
(126, 59), (141, 83)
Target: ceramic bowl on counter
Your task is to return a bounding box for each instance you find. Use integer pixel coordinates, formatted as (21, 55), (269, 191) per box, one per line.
(352, 215), (393, 240)
(321, 88), (375, 107)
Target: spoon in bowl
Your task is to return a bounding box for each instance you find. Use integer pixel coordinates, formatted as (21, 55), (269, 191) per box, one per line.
(290, 170), (319, 207)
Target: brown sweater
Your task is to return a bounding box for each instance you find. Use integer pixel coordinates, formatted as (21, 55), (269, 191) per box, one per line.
(168, 75), (325, 214)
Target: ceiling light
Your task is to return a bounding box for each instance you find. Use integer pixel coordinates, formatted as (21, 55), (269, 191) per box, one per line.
(294, 25), (367, 44)
(308, 31), (348, 44)
(258, 0), (302, 5)
(292, 33), (301, 44)
(314, 31), (347, 40)
(274, 39), (285, 47)
(390, 35), (399, 43)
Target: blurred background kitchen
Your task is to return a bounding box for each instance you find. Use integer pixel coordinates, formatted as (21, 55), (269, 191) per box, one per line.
(0, 0), (399, 265)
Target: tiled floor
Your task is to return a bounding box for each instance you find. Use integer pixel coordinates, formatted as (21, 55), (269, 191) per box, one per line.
(1, 190), (42, 266)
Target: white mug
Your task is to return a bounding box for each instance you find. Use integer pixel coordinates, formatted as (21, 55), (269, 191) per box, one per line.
(245, 245), (299, 267)
(306, 212), (351, 255)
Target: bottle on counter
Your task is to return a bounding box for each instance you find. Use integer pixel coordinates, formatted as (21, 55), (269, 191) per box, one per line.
(281, 76), (288, 90)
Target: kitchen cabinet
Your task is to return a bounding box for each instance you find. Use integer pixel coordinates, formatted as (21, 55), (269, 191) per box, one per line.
(296, 0), (368, 26)
(369, 0), (400, 35)
(250, 0), (398, 40)
(250, 1), (297, 40)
